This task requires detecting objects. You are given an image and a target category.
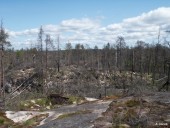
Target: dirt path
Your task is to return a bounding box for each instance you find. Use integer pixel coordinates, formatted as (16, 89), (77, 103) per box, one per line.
(37, 100), (112, 128)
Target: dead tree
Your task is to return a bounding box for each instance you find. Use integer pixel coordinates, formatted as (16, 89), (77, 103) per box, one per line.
(57, 35), (60, 72)
(130, 50), (134, 81)
(44, 34), (53, 93)
(159, 62), (170, 91)
(116, 36), (126, 73)
(0, 21), (10, 99)
(65, 41), (72, 66)
(37, 26), (44, 93)
(152, 29), (160, 85)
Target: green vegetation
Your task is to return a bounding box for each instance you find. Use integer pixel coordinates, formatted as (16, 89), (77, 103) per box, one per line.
(57, 110), (92, 119)
(112, 124), (131, 128)
(0, 112), (14, 127)
(18, 114), (48, 128)
(110, 98), (146, 128)
(103, 95), (119, 100)
(36, 98), (51, 106)
(124, 108), (138, 120)
(68, 95), (85, 104)
(125, 99), (140, 107)
(23, 118), (36, 127)
(20, 98), (52, 111)
(0, 117), (4, 124)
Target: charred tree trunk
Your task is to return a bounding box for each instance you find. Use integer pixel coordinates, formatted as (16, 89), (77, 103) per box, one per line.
(159, 62), (170, 91)
(0, 44), (4, 98)
(130, 50), (134, 81)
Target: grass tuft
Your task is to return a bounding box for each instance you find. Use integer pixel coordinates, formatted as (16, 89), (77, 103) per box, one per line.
(57, 110), (92, 119)
(125, 100), (140, 107)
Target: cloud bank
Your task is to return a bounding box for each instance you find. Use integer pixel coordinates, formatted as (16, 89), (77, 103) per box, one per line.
(8, 7), (170, 49)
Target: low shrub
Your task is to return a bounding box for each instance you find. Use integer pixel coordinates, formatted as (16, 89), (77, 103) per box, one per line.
(125, 100), (140, 107)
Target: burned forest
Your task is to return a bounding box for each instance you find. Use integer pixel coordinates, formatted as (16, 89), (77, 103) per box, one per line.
(0, 23), (170, 127)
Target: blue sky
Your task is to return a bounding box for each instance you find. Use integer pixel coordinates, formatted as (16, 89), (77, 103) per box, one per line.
(1, 0), (170, 49)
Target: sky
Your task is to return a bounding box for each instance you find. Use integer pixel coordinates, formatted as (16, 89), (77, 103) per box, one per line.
(1, 0), (170, 49)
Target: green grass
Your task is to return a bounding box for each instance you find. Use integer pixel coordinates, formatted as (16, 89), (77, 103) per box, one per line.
(20, 98), (52, 111)
(36, 98), (50, 106)
(0, 117), (4, 124)
(21, 113), (49, 128)
(68, 96), (82, 104)
(0, 112), (14, 127)
(125, 99), (140, 107)
(112, 124), (130, 128)
(23, 118), (36, 126)
(57, 110), (92, 119)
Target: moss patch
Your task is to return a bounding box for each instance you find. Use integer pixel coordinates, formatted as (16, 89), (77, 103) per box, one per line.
(125, 99), (140, 107)
(103, 95), (119, 100)
(20, 98), (52, 111)
(68, 95), (85, 104)
(23, 113), (48, 127)
(0, 112), (48, 128)
(0, 111), (14, 127)
(57, 110), (92, 119)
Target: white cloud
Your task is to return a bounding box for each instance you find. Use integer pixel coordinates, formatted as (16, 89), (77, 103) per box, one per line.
(7, 7), (170, 49)
(60, 18), (100, 30)
(43, 24), (59, 34)
(8, 28), (38, 37)
(109, 7), (170, 42)
(123, 7), (170, 26)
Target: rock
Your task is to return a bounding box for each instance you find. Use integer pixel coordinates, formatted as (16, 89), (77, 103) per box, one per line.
(31, 100), (36, 104)
(24, 103), (29, 107)
(165, 119), (170, 122)
(119, 124), (130, 128)
(46, 106), (51, 110)
(35, 104), (40, 107)
(164, 115), (170, 122)
(94, 121), (112, 128)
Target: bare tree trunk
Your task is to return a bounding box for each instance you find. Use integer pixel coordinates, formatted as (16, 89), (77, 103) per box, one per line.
(131, 50), (134, 81)
(57, 35), (60, 72)
(37, 26), (44, 93)
(115, 49), (118, 68)
(119, 48), (122, 73)
(97, 52), (100, 70)
(45, 35), (48, 94)
(152, 29), (160, 85)
(0, 44), (4, 98)
(147, 51), (151, 75)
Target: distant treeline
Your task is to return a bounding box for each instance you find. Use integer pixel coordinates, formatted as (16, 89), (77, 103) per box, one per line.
(4, 36), (170, 81)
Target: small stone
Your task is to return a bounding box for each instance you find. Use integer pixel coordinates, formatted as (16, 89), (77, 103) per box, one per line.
(165, 118), (170, 122)
(24, 103), (29, 107)
(119, 124), (130, 128)
(46, 106), (51, 110)
(31, 100), (36, 104)
(35, 104), (40, 107)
